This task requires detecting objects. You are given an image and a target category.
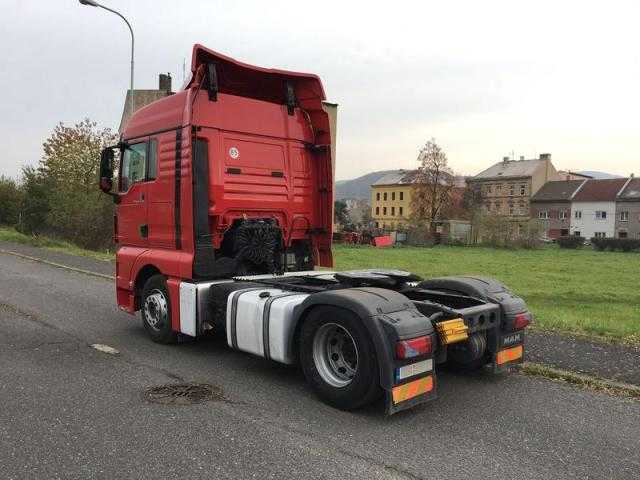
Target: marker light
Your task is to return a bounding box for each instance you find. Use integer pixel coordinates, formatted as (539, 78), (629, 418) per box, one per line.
(514, 312), (531, 330)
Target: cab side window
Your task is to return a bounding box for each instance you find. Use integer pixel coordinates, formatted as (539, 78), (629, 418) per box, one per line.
(120, 142), (147, 192)
(120, 139), (158, 191)
(147, 139), (158, 180)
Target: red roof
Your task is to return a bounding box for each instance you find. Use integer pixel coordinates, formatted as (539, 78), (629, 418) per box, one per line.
(572, 178), (628, 202)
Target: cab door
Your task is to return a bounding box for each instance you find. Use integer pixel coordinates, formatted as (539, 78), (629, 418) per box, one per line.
(117, 141), (150, 247)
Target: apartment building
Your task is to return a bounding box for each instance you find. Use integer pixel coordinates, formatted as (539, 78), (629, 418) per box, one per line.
(467, 153), (560, 218)
(530, 180), (586, 239)
(570, 178), (628, 238)
(370, 171), (417, 229)
(615, 176), (640, 239)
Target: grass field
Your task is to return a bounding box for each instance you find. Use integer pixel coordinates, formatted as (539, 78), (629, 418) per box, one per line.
(0, 227), (113, 262)
(333, 244), (640, 342)
(1, 226), (638, 341)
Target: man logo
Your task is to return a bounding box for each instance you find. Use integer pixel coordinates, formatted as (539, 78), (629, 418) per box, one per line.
(228, 147), (240, 159)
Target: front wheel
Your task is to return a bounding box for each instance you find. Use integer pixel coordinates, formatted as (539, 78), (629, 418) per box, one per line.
(141, 274), (179, 344)
(299, 306), (381, 410)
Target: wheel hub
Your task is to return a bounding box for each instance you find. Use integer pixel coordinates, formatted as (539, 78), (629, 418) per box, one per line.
(144, 290), (168, 331)
(312, 323), (359, 388)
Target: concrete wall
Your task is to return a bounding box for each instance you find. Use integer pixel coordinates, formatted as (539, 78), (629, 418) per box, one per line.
(615, 201), (640, 239)
(570, 201), (617, 238)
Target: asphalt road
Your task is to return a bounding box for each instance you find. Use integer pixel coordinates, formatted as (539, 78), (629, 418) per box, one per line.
(1, 252), (639, 480)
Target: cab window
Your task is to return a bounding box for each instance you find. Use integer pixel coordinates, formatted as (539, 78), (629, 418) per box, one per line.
(120, 142), (147, 192)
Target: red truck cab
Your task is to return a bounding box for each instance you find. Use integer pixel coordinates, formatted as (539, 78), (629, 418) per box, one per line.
(105, 45), (335, 320)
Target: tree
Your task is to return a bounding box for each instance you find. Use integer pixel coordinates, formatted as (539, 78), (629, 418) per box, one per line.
(410, 140), (454, 232)
(0, 175), (22, 226)
(18, 119), (118, 248)
(334, 199), (349, 228)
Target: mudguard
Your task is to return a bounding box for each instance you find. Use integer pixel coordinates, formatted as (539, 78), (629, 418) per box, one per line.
(291, 287), (435, 390)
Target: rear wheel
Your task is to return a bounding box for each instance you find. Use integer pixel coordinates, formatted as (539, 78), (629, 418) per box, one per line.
(299, 306), (381, 410)
(141, 275), (179, 344)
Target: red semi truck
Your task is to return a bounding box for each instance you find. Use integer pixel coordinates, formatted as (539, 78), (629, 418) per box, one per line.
(99, 45), (531, 414)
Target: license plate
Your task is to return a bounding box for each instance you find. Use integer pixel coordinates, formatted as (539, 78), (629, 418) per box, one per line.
(501, 331), (523, 348)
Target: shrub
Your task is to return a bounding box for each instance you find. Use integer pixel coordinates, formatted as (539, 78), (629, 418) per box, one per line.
(558, 236), (584, 249)
(590, 237), (640, 252)
(0, 175), (22, 226)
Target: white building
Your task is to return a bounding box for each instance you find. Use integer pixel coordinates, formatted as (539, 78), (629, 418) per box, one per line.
(569, 179), (629, 238)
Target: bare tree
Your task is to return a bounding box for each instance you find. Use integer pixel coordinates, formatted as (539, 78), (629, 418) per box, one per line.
(410, 140), (454, 232)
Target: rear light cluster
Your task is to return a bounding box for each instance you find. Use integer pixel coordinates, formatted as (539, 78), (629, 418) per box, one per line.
(396, 335), (432, 359)
(514, 312), (532, 330)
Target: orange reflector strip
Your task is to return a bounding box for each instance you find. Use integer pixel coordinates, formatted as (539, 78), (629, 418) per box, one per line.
(392, 376), (434, 404)
(496, 345), (523, 365)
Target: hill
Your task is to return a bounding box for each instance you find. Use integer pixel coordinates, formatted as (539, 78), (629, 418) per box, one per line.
(335, 170), (402, 200)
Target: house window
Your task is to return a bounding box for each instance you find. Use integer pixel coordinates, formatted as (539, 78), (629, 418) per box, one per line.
(375, 206), (380, 215)
(619, 230), (628, 239)
(496, 184), (502, 193)
(594, 232), (606, 238)
(383, 192), (387, 201)
(391, 192), (396, 201)
(559, 210), (567, 220)
(383, 207), (387, 215)
(595, 211), (607, 220)
(538, 210), (549, 219)
(520, 184), (526, 195)
(509, 185), (514, 196)
(620, 211), (629, 222)
(391, 206), (395, 216)
(574, 210), (582, 219)
(399, 206), (403, 216)
(487, 185), (492, 193)
(399, 191), (404, 201)
(574, 231), (581, 237)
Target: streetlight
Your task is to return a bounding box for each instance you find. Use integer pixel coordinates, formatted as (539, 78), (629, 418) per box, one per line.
(79, 0), (135, 117)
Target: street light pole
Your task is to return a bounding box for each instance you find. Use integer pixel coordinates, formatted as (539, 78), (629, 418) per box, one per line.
(79, 0), (135, 116)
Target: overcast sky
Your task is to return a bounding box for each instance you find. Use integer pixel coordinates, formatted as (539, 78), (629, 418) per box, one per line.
(2, 0), (639, 180)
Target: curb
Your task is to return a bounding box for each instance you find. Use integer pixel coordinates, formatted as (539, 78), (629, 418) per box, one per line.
(521, 362), (640, 400)
(0, 249), (115, 281)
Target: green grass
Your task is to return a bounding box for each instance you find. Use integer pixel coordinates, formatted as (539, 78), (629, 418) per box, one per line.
(333, 244), (640, 342)
(0, 227), (114, 262)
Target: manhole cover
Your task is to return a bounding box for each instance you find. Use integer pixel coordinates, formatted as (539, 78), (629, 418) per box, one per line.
(144, 383), (224, 405)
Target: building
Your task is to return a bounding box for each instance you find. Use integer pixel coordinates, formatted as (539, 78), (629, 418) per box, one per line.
(615, 176), (640, 239)
(569, 178), (629, 239)
(370, 170), (418, 229)
(467, 153), (560, 218)
(119, 73), (174, 132)
(530, 180), (586, 239)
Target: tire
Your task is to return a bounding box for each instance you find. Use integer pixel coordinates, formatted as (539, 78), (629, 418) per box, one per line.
(299, 306), (381, 410)
(141, 274), (179, 344)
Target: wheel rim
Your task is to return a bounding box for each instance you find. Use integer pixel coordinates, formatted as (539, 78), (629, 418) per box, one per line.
(143, 289), (168, 331)
(312, 323), (359, 388)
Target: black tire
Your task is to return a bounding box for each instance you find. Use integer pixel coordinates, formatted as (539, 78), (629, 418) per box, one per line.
(299, 306), (381, 410)
(140, 274), (179, 344)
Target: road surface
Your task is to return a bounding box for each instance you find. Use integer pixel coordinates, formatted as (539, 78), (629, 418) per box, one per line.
(1, 252), (638, 479)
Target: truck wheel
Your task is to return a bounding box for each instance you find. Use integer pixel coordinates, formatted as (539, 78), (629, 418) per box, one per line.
(299, 306), (381, 410)
(141, 275), (178, 344)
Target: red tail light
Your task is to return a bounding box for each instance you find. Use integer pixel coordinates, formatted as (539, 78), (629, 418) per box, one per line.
(514, 312), (531, 330)
(396, 335), (432, 359)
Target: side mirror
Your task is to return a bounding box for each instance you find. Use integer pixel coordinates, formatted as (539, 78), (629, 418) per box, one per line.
(99, 147), (114, 194)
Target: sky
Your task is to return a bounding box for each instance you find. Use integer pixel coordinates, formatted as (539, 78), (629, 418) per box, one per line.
(2, 0), (639, 181)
